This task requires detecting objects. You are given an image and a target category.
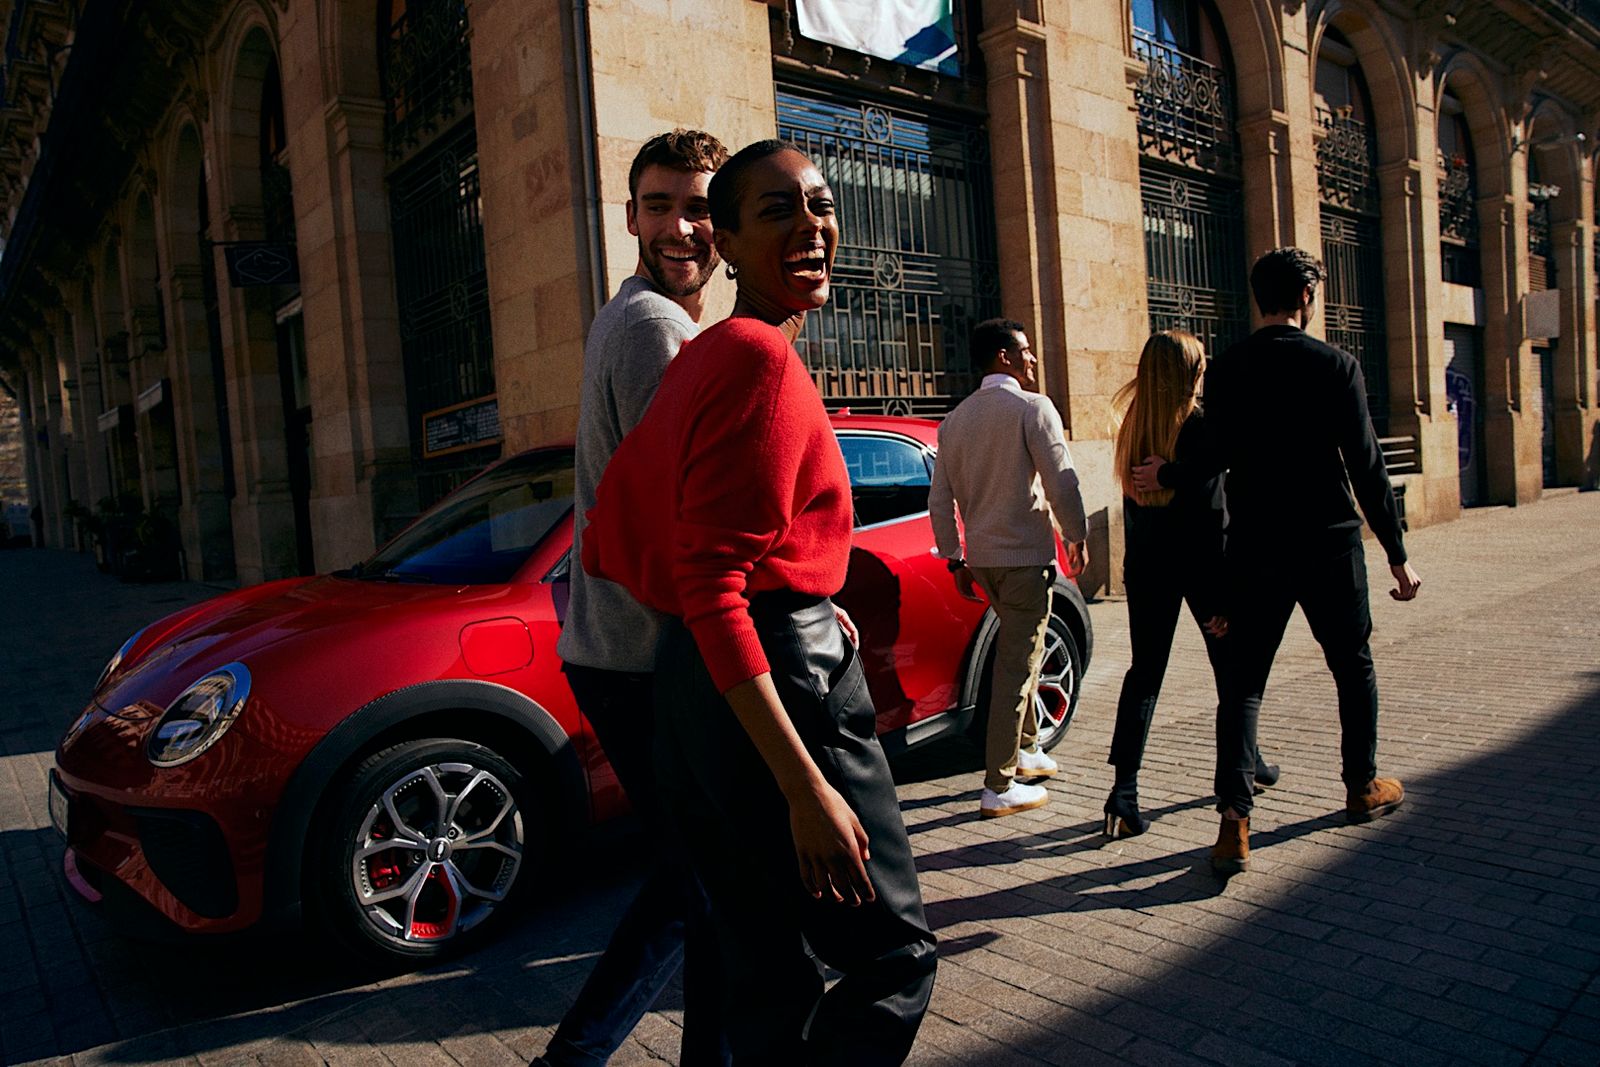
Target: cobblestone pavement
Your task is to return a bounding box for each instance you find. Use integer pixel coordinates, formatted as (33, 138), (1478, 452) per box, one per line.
(4, 490), (1599, 1066)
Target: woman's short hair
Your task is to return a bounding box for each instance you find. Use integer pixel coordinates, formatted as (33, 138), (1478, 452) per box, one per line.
(627, 129), (730, 200)
(708, 138), (806, 232)
(1249, 247), (1328, 315)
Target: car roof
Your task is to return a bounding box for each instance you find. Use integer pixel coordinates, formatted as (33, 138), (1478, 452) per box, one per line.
(829, 413), (939, 447)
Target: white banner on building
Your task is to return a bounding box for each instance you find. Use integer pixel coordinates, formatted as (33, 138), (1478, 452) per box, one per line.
(794, 0), (959, 75)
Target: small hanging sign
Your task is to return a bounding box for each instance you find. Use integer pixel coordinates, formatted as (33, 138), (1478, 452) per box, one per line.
(222, 242), (300, 287)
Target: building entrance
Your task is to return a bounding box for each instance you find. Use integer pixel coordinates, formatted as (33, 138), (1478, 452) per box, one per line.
(1445, 324), (1485, 506)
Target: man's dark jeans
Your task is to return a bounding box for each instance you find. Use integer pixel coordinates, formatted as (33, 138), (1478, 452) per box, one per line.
(544, 664), (728, 1067)
(1215, 541), (1379, 816)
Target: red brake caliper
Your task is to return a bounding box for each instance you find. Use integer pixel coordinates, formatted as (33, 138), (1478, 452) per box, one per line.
(409, 865), (460, 940)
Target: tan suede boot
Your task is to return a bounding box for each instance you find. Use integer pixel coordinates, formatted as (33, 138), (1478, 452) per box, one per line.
(1346, 777), (1405, 823)
(1209, 814), (1249, 874)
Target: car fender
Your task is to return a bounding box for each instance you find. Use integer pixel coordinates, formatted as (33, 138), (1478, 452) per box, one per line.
(261, 678), (587, 927)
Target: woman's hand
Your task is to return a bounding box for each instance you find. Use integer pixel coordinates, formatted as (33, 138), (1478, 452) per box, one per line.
(789, 781), (875, 906)
(834, 604), (860, 648)
(722, 672), (875, 906)
(1202, 615), (1228, 637)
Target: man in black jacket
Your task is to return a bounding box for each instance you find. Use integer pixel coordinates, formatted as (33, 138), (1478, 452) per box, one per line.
(1135, 247), (1421, 874)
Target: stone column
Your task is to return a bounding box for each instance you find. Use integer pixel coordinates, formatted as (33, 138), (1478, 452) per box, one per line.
(1477, 186), (1542, 505)
(209, 202), (299, 586)
(69, 292), (113, 510)
(977, 2), (1148, 597)
(1551, 213), (1595, 487)
(1236, 7), (1321, 302)
(165, 263), (238, 580)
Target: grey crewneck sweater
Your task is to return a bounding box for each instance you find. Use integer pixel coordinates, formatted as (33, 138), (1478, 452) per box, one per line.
(557, 276), (696, 672)
(928, 376), (1087, 567)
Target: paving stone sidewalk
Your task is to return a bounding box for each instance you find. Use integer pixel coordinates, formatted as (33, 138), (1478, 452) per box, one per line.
(3, 490), (1599, 1066)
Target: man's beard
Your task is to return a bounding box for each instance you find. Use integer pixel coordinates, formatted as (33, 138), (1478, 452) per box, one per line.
(641, 240), (717, 298)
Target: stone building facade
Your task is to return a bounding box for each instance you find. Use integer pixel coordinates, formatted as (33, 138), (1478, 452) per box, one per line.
(1, 0), (1598, 594)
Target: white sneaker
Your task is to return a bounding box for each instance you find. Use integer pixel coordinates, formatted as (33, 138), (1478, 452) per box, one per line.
(1015, 747), (1058, 779)
(979, 781), (1050, 818)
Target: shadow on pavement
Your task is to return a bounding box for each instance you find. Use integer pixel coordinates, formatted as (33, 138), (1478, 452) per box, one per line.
(939, 672), (1600, 1066)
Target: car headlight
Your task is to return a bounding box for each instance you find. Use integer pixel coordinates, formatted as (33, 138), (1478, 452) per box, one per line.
(96, 628), (147, 693)
(147, 663), (252, 767)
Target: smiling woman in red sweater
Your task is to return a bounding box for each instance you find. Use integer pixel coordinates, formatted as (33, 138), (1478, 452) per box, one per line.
(583, 140), (936, 1064)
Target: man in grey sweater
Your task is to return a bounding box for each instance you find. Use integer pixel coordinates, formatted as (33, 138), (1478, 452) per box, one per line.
(542, 129), (730, 1067)
(930, 318), (1088, 818)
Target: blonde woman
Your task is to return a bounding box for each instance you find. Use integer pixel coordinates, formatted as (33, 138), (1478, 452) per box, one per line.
(1103, 330), (1276, 837)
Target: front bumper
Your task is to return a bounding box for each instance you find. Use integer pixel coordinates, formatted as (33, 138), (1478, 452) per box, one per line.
(52, 703), (282, 934)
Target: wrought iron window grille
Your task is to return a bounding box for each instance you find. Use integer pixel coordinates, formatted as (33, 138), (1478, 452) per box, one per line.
(1132, 30), (1239, 178)
(1139, 164), (1249, 359)
(776, 86), (999, 415)
(1315, 106), (1378, 216)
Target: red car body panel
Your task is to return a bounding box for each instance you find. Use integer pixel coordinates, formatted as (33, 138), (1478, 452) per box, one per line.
(52, 416), (1086, 937)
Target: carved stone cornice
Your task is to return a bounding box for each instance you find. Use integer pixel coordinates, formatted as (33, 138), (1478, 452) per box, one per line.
(1411, 0), (1461, 83)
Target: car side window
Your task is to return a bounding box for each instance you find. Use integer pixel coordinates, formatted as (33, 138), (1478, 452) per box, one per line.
(838, 434), (933, 528)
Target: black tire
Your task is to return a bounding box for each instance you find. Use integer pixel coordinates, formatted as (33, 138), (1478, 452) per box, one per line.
(307, 737), (537, 965)
(970, 610), (1085, 753)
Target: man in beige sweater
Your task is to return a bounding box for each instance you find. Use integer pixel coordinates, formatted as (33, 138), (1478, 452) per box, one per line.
(930, 318), (1088, 818)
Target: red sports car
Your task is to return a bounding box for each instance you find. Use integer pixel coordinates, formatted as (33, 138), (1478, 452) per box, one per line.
(50, 415), (1092, 963)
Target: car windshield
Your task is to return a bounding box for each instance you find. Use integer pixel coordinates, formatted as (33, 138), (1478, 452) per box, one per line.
(356, 450), (575, 585)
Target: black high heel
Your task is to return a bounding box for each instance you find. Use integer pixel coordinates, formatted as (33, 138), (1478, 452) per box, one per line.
(1102, 786), (1149, 839)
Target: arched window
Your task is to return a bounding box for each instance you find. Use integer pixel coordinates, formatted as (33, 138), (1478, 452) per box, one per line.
(1132, 0), (1249, 357)
(380, 0), (496, 507)
(1315, 27), (1388, 434)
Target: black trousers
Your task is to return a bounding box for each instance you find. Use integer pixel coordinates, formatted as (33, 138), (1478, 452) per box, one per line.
(654, 595), (937, 1066)
(1107, 568), (1226, 774)
(549, 665), (728, 1066)
(1215, 542), (1379, 815)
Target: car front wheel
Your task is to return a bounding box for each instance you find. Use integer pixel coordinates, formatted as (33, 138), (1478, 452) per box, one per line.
(310, 738), (533, 964)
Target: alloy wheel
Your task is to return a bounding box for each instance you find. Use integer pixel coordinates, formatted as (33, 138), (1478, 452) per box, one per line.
(349, 761), (523, 946)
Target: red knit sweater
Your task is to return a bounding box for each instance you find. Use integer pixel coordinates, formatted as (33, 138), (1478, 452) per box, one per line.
(581, 316), (853, 692)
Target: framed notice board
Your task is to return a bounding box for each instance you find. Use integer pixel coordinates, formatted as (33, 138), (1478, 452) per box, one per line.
(422, 394), (503, 459)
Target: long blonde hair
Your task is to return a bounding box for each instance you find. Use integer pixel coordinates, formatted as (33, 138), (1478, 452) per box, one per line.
(1114, 330), (1206, 506)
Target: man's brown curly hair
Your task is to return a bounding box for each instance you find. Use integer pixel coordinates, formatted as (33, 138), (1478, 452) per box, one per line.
(628, 129), (729, 199)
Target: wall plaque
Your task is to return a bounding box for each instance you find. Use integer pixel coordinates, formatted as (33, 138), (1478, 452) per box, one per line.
(422, 394), (502, 459)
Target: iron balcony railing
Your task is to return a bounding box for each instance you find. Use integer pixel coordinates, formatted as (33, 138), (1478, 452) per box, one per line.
(1315, 107), (1378, 215)
(1132, 30), (1239, 177)
(383, 0), (474, 162)
(1438, 152), (1477, 246)
(1528, 195), (1554, 291)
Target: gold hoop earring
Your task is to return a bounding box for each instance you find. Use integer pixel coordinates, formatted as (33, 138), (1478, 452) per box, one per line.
(725, 264), (738, 280)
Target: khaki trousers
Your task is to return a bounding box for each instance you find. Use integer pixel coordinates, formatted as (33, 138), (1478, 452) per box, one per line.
(969, 564), (1054, 793)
